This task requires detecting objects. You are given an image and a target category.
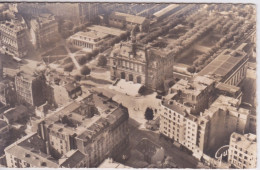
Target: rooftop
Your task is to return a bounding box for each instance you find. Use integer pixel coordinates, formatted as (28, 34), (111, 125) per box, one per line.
(64, 82), (81, 92)
(16, 66), (41, 81)
(231, 132), (256, 154)
(0, 19), (26, 32)
(88, 25), (127, 37)
(161, 99), (197, 121)
(198, 46), (248, 80)
(5, 133), (59, 168)
(110, 12), (147, 25)
(70, 31), (108, 41)
(44, 92), (127, 143)
(199, 95), (250, 124)
(170, 75), (214, 96)
(59, 150), (86, 168)
(32, 13), (56, 28)
(111, 42), (146, 62)
(3, 105), (27, 120)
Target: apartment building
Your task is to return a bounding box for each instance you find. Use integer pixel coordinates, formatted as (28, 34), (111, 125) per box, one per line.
(0, 119), (9, 154)
(67, 31), (109, 52)
(0, 19), (27, 58)
(228, 132), (256, 169)
(168, 75), (215, 115)
(159, 95), (250, 159)
(5, 92), (129, 168)
(30, 14), (59, 48)
(0, 80), (16, 106)
(15, 70), (47, 107)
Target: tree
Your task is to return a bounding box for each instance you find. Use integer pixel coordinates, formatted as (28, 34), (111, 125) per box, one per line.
(63, 21), (74, 30)
(74, 74), (81, 82)
(80, 65), (91, 77)
(85, 53), (92, 61)
(145, 107), (154, 121)
(76, 55), (87, 65)
(97, 55), (107, 67)
(187, 66), (196, 73)
(64, 63), (74, 72)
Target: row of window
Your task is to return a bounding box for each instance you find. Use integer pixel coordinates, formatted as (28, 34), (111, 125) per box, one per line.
(117, 60), (145, 73)
(73, 40), (95, 49)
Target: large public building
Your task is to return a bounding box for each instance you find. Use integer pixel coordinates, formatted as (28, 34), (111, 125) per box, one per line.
(109, 33), (174, 91)
(198, 44), (249, 87)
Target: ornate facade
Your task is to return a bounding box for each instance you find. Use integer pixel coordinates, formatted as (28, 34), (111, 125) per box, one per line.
(109, 34), (173, 91)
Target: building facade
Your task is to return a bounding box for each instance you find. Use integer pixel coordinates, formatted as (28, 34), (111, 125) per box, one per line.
(0, 119), (9, 155)
(159, 95), (250, 159)
(228, 132), (256, 169)
(0, 19), (27, 58)
(0, 80), (16, 106)
(109, 36), (173, 91)
(30, 14), (59, 48)
(15, 71), (47, 107)
(67, 31), (108, 52)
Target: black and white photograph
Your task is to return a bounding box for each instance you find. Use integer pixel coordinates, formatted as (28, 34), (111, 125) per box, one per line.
(0, 1), (257, 169)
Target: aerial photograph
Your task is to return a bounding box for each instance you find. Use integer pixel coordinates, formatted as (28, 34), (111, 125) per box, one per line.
(0, 2), (256, 169)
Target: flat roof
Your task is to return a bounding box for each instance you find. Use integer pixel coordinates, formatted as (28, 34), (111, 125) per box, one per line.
(44, 92), (127, 143)
(162, 100), (196, 121)
(5, 133), (59, 168)
(71, 31), (108, 41)
(170, 76), (214, 96)
(198, 48), (248, 80)
(110, 12), (147, 25)
(231, 132), (256, 154)
(88, 25), (126, 37)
